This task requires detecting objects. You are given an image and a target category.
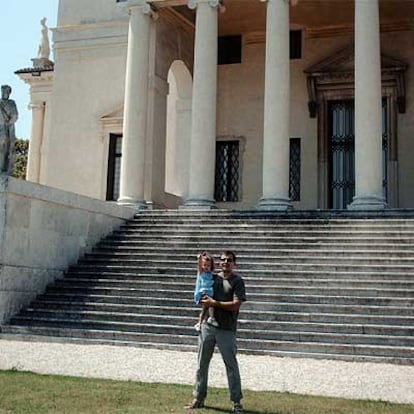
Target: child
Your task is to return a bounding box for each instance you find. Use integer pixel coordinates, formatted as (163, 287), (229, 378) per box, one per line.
(193, 252), (219, 331)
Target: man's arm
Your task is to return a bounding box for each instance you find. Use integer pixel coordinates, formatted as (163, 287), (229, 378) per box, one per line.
(200, 295), (241, 312)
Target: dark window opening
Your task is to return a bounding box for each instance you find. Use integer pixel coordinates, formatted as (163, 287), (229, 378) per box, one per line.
(218, 35), (242, 65)
(106, 134), (122, 201)
(215, 141), (240, 202)
(289, 138), (301, 201)
(290, 30), (302, 60)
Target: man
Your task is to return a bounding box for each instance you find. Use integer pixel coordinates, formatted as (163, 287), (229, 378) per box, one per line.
(186, 250), (246, 414)
(0, 85), (18, 174)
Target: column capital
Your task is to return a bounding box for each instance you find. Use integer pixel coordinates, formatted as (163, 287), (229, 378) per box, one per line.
(188, 0), (224, 11)
(28, 102), (45, 111)
(260, 0), (298, 5)
(128, 0), (158, 19)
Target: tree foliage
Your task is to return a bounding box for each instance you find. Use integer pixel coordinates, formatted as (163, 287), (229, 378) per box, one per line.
(11, 139), (29, 180)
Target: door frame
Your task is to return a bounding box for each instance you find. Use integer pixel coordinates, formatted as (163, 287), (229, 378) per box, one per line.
(305, 44), (406, 209)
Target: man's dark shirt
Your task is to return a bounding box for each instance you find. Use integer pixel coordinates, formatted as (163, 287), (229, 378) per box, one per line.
(212, 273), (246, 331)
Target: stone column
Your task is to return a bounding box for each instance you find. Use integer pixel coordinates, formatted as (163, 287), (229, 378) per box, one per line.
(257, 0), (292, 211)
(118, 0), (155, 208)
(183, 0), (220, 209)
(349, 0), (386, 210)
(26, 102), (45, 182)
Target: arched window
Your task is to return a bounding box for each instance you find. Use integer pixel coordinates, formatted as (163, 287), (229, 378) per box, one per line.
(165, 61), (193, 198)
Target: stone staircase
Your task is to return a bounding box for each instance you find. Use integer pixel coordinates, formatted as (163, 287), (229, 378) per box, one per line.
(2, 210), (414, 365)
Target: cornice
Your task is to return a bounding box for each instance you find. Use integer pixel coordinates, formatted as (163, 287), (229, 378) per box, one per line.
(308, 19), (414, 39)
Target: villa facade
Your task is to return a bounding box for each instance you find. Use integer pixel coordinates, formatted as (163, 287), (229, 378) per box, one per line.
(17, 0), (414, 211)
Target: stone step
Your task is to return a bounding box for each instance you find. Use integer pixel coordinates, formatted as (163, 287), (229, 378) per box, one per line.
(78, 255), (414, 266)
(8, 312), (414, 347)
(68, 262), (414, 275)
(54, 277), (414, 297)
(62, 274), (414, 290)
(4, 211), (414, 365)
(27, 296), (414, 329)
(2, 325), (412, 364)
(66, 269), (414, 281)
(90, 247), (414, 258)
(105, 233), (414, 245)
(16, 307), (414, 337)
(120, 222), (414, 231)
(34, 288), (414, 312)
(49, 281), (414, 299)
(96, 241), (414, 251)
(112, 228), (414, 239)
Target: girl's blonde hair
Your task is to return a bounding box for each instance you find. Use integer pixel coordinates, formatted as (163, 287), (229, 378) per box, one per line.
(197, 251), (215, 273)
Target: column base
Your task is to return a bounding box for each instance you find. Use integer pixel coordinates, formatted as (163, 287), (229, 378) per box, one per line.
(256, 197), (293, 211)
(117, 197), (148, 210)
(347, 195), (387, 210)
(180, 197), (216, 210)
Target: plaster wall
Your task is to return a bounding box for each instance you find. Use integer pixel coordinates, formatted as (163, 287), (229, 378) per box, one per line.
(380, 31), (414, 208)
(45, 23), (128, 199)
(57, 0), (128, 26)
(216, 35), (349, 210)
(0, 176), (134, 324)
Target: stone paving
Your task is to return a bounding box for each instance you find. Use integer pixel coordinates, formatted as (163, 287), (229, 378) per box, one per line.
(0, 339), (413, 405)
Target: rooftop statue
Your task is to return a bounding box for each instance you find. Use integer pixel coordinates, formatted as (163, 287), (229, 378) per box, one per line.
(38, 17), (50, 60)
(0, 85), (18, 174)
(32, 17), (53, 68)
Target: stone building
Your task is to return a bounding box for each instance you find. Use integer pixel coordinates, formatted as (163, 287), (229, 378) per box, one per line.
(17, 0), (414, 211)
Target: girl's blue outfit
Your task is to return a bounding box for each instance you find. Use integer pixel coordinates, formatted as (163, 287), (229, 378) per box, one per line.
(194, 271), (214, 303)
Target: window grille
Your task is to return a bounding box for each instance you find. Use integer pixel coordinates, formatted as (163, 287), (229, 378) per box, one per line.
(328, 101), (355, 209)
(382, 99), (388, 199)
(289, 138), (301, 201)
(106, 134), (122, 201)
(215, 141), (240, 202)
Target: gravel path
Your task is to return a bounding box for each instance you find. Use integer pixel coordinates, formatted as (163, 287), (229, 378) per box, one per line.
(0, 339), (413, 405)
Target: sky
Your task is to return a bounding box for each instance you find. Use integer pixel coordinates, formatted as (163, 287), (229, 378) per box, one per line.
(0, 0), (59, 140)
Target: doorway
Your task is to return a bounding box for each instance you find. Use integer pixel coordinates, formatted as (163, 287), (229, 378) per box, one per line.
(327, 99), (388, 209)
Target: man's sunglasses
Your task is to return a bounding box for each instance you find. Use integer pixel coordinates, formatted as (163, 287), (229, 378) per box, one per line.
(220, 257), (234, 263)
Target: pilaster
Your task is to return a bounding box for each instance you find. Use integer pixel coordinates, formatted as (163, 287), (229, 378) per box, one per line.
(26, 102), (45, 183)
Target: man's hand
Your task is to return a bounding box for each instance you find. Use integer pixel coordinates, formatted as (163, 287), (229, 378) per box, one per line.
(200, 294), (216, 307)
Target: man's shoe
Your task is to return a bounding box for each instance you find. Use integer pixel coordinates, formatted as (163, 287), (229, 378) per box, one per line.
(233, 402), (243, 413)
(185, 399), (205, 409)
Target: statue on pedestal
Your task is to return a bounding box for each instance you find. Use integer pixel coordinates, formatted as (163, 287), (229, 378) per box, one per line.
(38, 17), (51, 60)
(32, 17), (54, 68)
(0, 85), (18, 174)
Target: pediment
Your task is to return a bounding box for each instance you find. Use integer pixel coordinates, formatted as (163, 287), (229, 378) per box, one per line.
(100, 104), (124, 131)
(305, 44), (408, 117)
(305, 43), (408, 75)
(101, 104), (124, 120)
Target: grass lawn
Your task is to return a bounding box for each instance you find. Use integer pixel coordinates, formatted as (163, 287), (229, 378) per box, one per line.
(0, 370), (413, 414)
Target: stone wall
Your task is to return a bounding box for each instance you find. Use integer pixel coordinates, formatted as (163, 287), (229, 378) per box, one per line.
(0, 176), (135, 324)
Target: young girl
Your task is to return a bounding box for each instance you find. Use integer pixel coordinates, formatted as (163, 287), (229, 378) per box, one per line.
(193, 252), (219, 331)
